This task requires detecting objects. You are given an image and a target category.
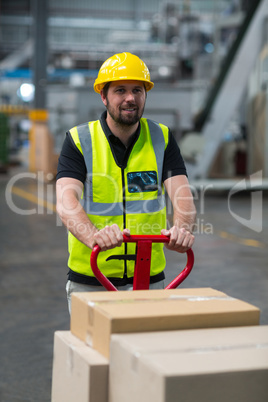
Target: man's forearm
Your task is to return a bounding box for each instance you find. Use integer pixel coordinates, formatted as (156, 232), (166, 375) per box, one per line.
(61, 209), (97, 249)
(57, 191), (98, 250)
(173, 200), (196, 233)
(164, 175), (196, 234)
(56, 178), (130, 252)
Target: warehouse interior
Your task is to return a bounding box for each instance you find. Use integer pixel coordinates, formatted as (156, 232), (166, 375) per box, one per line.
(0, 0), (268, 401)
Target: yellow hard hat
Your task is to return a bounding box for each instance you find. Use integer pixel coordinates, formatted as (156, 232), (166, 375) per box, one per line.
(94, 52), (154, 93)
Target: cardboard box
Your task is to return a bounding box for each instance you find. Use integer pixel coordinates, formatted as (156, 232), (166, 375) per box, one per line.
(70, 288), (260, 358)
(109, 326), (268, 402)
(51, 331), (108, 402)
(29, 120), (58, 179)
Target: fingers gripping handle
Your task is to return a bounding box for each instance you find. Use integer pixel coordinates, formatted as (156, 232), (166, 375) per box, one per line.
(90, 235), (194, 291)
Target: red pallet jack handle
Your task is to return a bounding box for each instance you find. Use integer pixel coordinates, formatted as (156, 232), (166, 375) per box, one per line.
(90, 235), (194, 291)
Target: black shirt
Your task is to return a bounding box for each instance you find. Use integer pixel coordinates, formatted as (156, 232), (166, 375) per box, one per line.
(56, 112), (187, 182)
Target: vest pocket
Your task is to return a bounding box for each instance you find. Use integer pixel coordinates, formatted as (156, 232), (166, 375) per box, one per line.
(127, 171), (158, 193)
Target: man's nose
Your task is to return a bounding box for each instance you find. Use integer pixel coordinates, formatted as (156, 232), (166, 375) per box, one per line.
(125, 91), (135, 102)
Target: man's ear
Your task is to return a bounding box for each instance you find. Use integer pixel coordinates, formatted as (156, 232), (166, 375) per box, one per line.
(100, 90), (107, 106)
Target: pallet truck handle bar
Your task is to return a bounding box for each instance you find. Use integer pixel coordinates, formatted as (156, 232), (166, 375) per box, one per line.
(90, 234), (194, 291)
(122, 234), (171, 243)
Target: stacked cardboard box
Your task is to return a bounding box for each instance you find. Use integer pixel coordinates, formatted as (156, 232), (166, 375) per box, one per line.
(51, 331), (109, 402)
(109, 326), (268, 402)
(70, 288), (260, 358)
(51, 288), (263, 401)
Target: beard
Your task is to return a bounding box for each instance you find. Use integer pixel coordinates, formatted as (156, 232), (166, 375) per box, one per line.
(106, 99), (145, 127)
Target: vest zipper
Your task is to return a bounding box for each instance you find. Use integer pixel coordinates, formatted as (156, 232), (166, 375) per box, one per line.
(121, 167), (128, 279)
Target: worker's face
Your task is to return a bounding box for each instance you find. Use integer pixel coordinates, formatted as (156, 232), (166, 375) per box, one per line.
(101, 80), (146, 126)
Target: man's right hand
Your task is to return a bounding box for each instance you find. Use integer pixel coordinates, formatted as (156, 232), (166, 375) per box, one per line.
(92, 225), (130, 251)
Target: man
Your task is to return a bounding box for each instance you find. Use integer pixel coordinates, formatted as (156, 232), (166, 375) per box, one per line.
(56, 52), (196, 311)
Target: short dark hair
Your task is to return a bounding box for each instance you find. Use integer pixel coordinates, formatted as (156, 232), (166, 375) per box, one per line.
(102, 82), (111, 98)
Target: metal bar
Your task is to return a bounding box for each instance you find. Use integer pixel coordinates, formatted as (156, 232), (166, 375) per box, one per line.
(165, 248), (194, 289)
(90, 235), (194, 291)
(133, 241), (152, 290)
(90, 245), (118, 291)
(32, 0), (48, 109)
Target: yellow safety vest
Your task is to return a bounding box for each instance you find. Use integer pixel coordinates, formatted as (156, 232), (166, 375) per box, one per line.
(68, 118), (169, 279)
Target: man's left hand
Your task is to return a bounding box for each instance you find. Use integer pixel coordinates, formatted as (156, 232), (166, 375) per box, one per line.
(161, 227), (195, 253)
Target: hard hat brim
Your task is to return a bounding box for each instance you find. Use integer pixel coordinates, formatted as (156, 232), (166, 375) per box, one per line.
(94, 78), (154, 94)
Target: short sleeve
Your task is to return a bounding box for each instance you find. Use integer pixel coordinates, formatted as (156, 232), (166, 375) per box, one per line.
(162, 130), (187, 182)
(56, 132), (87, 183)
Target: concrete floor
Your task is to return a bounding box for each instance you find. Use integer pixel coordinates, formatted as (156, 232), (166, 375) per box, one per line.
(0, 166), (267, 402)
